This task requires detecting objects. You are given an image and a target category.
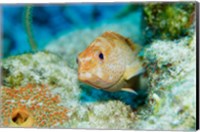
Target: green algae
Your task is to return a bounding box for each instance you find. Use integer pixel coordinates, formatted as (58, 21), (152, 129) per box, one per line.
(144, 2), (195, 41)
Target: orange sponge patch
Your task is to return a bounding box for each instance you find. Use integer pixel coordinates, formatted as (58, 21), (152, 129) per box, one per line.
(1, 84), (68, 128)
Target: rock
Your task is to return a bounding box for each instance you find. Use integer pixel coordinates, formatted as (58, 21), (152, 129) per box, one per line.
(2, 51), (137, 129)
(2, 51), (80, 108)
(134, 32), (196, 130)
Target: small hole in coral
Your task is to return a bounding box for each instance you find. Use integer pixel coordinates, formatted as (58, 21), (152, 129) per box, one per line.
(12, 113), (21, 123)
(12, 109), (29, 125)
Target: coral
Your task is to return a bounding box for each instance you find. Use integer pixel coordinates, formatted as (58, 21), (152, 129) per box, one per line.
(143, 2), (195, 40)
(44, 19), (195, 129)
(1, 51), (147, 129)
(64, 100), (135, 129)
(1, 51), (140, 129)
(1, 13), (196, 129)
(1, 84), (68, 128)
(2, 51), (80, 107)
(133, 33), (196, 130)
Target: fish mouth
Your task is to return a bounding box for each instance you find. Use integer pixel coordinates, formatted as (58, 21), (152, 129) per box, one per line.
(78, 72), (92, 85)
(78, 75), (124, 92)
(78, 72), (88, 81)
(78, 76), (101, 89)
(78, 73), (99, 87)
(78, 72), (115, 89)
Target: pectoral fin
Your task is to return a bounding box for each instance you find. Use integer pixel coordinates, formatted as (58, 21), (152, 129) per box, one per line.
(121, 88), (138, 95)
(124, 61), (144, 80)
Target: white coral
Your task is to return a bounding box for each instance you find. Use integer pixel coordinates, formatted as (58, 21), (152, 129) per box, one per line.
(135, 33), (196, 130)
(2, 52), (80, 108)
(65, 101), (135, 129)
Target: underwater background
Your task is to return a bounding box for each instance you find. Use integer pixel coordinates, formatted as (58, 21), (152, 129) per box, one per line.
(2, 3), (141, 57)
(1, 2), (197, 130)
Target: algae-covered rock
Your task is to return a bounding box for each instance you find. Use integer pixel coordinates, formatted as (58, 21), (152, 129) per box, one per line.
(143, 2), (195, 40)
(64, 100), (135, 129)
(2, 51), (139, 129)
(2, 51), (80, 107)
(133, 33), (196, 130)
(2, 20), (196, 130)
(45, 21), (196, 129)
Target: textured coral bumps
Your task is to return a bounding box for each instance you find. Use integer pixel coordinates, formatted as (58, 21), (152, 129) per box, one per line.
(135, 34), (196, 130)
(1, 15), (196, 129)
(44, 20), (196, 129)
(144, 3), (195, 40)
(1, 84), (68, 128)
(2, 52), (80, 108)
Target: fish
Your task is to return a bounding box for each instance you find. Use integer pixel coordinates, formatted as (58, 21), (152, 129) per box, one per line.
(77, 31), (144, 93)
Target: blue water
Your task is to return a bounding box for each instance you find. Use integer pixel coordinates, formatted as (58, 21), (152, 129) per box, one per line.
(2, 4), (133, 57)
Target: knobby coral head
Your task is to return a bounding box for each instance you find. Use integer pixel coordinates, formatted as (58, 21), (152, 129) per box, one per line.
(1, 84), (68, 128)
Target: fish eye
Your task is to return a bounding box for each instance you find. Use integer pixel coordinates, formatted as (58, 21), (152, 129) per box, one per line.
(99, 52), (104, 60)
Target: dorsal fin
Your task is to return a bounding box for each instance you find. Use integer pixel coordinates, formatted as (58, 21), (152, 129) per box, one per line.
(101, 31), (141, 53)
(104, 31), (141, 50)
(101, 31), (124, 41)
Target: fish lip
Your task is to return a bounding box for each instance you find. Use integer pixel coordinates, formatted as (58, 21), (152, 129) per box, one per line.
(78, 76), (100, 89)
(78, 72), (116, 89)
(78, 72), (92, 83)
(78, 73), (85, 82)
(78, 72), (97, 86)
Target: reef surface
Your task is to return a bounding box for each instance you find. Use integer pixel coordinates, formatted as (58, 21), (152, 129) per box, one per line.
(1, 4), (196, 129)
(1, 22), (196, 129)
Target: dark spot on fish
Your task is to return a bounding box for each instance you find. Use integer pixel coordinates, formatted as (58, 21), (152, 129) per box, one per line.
(99, 52), (104, 60)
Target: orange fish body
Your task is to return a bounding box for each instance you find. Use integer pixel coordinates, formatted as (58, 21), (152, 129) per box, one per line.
(77, 31), (144, 92)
